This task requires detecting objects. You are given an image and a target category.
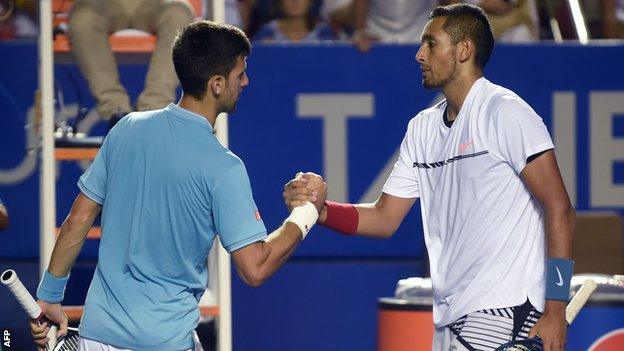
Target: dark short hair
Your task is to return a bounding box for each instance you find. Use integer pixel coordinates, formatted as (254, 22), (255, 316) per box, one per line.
(172, 21), (251, 100)
(429, 4), (494, 70)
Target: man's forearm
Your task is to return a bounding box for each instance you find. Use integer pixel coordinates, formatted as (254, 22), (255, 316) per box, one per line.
(544, 204), (575, 259)
(48, 217), (94, 277)
(47, 195), (101, 277)
(238, 222), (302, 286)
(233, 201), (318, 287)
(261, 222), (302, 272)
(354, 203), (399, 238)
(317, 194), (416, 239)
(318, 202), (393, 238)
(543, 204), (575, 313)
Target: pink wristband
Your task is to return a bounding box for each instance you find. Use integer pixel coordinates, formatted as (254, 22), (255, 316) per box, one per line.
(322, 201), (359, 235)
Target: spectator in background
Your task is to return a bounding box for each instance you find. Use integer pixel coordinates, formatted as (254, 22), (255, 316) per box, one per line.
(318, 0), (352, 32)
(320, 0), (438, 52)
(205, 0), (254, 31)
(0, 197), (9, 230)
(0, 0), (37, 40)
(443, 0), (538, 42)
(601, 0), (624, 38)
(68, 0), (195, 128)
(254, 0), (335, 42)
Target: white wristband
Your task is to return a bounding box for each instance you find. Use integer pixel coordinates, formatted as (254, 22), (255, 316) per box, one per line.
(285, 202), (319, 240)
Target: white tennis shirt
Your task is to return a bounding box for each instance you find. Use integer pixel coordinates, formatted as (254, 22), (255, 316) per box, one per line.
(383, 78), (554, 326)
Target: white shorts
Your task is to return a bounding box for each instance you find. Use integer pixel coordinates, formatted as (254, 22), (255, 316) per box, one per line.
(79, 331), (203, 351)
(319, 0), (352, 21)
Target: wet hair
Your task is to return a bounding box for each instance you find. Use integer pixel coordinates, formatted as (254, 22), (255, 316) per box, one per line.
(429, 3), (494, 69)
(172, 21), (251, 100)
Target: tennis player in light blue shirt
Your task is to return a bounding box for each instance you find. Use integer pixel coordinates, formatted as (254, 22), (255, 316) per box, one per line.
(76, 103), (268, 350)
(33, 21), (321, 351)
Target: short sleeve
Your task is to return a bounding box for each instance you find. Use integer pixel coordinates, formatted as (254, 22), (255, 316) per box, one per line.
(212, 162), (267, 252)
(490, 98), (554, 174)
(78, 137), (109, 204)
(382, 124), (420, 198)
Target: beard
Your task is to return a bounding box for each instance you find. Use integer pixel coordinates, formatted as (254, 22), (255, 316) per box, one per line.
(226, 102), (237, 113)
(222, 93), (241, 114)
(422, 59), (457, 90)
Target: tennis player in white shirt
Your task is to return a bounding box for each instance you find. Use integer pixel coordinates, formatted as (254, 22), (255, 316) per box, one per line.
(284, 4), (574, 351)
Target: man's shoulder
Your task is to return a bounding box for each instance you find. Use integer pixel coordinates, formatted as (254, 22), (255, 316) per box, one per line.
(480, 79), (529, 111)
(420, 99), (446, 116)
(220, 150), (245, 169)
(209, 151), (252, 191)
(478, 81), (540, 128)
(408, 100), (445, 128)
(200, 148), (246, 177)
(110, 109), (163, 131)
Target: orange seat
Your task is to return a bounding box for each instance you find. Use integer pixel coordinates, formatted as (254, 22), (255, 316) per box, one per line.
(53, 0), (204, 53)
(54, 147), (100, 160)
(53, 33), (158, 53)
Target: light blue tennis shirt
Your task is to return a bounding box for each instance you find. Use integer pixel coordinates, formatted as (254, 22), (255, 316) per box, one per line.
(78, 104), (267, 350)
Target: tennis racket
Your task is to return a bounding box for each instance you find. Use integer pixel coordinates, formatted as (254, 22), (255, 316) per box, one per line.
(1, 269), (80, 351)
(494, 278), (598, 351)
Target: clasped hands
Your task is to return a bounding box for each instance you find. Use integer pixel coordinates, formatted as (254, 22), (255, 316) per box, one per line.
(283, 172), (327, 222)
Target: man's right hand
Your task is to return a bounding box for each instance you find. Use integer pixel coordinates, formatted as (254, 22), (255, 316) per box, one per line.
(283, 172), (327, 215)
(30, 301), (68, 351)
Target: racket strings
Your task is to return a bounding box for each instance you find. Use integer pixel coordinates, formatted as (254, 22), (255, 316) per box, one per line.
(497, 338), (543, 351)
(53, 329), (80, 351)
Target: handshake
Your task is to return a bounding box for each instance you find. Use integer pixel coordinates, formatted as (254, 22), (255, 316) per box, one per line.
(282, 171), (358, 238)
(283, 172), (328, 224)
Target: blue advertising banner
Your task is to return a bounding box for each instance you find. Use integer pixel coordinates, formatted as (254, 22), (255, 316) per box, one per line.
(1, 43), (624, 259)
(1, 41), (624, 351)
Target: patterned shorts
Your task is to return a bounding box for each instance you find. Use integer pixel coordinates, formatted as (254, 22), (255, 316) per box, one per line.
(436, 299), (542, 351)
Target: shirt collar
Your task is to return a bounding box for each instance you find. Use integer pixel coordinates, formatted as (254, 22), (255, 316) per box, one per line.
(164, 103), (214, 132)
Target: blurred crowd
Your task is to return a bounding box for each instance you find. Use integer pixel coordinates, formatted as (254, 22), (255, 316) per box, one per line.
(1, 0), (623, 44)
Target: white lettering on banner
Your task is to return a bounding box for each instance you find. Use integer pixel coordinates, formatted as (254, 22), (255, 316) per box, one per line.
(590, 93), (624, 207)
(2, 93), (623, 210)
(359, 93), (444, 203)
(359, 147), (400, 203)
(553, 92), (577, 205)
(297, 94), (374, 202)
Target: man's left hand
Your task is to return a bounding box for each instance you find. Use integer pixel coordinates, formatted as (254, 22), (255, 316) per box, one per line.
(528, 300), (567, 351)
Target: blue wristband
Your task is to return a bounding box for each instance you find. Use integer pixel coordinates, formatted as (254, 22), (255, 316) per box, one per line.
(545, 257), (574, 301)
(36, 270), (70, 303)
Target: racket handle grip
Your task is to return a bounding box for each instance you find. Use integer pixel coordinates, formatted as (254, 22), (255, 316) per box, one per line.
(34, 319), (59, 351)
(1, 269), (42, 319)
(46, 324), (59, 350)
(2, 270), (61, 350)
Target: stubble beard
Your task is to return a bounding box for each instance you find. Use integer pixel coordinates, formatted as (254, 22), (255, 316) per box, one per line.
(422, 58), (457, 90)
(228, 96), (240, 113)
